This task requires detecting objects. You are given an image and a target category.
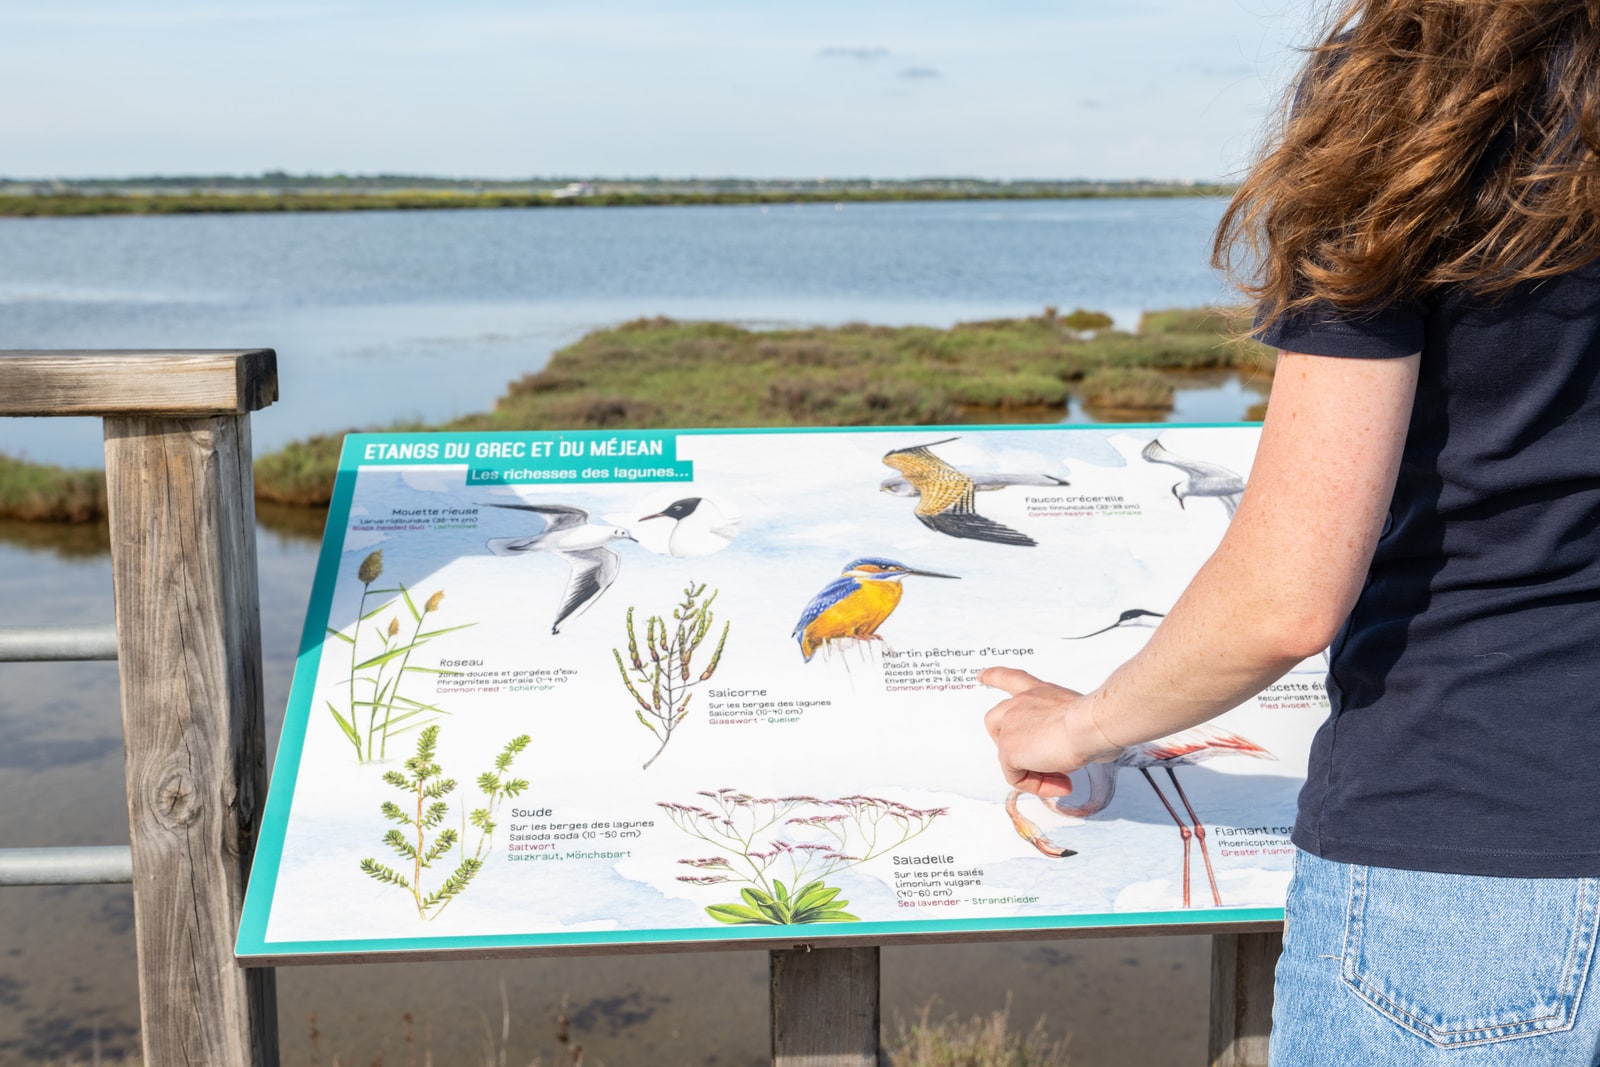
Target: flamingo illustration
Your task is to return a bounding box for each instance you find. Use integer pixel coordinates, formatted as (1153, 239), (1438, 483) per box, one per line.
(1005, 726), (1272, 907)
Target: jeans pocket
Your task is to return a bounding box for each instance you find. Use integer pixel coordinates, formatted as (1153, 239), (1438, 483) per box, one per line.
(1340, 866), (1600, 1048)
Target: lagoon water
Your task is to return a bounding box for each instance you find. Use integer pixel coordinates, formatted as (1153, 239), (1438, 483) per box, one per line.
(1, 198), (1235, 469)
(0, 199), (1247, 1064)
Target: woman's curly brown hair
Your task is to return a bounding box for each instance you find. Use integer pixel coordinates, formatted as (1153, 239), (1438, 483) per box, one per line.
(1216, 0), (1600, 326)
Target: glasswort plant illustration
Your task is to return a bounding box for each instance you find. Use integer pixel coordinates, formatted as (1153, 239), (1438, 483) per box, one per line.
(326, 549), (475, 762)
(360, 726), (531, 921)
(660, 789), (948, 925)
(613, 581), (730, 770)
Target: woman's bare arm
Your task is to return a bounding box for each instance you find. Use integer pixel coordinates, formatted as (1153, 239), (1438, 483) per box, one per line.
(982, 349), (1420, 796)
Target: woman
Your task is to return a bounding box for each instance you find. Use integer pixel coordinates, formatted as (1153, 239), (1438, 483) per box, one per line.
(982, 2), (1600, 1061)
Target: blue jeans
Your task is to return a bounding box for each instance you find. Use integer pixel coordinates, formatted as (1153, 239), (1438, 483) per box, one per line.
(1271, 850), (1600, 1065)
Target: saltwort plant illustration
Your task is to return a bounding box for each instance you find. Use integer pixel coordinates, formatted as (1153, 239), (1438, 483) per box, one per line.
(660, 789), (948, 925)
(326, 549), (475, 762)
(360, 725), (531, 921)
(613, 581), (730, 770)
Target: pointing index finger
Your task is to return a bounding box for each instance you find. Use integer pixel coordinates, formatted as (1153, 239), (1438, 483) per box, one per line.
(978, 666), (1043, 695)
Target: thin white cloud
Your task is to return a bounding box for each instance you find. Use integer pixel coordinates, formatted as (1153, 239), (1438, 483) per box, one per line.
(898, 67), (940, 80)
(819, 46), (891, 61)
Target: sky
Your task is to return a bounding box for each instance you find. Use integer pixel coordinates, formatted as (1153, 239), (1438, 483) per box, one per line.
(0, 1), (1321, 181)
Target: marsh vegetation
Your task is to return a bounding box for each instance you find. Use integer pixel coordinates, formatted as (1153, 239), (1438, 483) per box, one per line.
(0, 307), (1272, 519)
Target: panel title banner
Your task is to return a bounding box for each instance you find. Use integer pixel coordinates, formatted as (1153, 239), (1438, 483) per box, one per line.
(353, 430), (693, 485)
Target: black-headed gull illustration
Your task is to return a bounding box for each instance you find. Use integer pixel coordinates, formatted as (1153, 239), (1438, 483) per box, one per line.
(638, 497), (741, 557)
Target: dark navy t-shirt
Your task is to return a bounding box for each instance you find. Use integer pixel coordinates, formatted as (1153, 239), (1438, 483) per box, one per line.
(1260, 263), (1600, 878)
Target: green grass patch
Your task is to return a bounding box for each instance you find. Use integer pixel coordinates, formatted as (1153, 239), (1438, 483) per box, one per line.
(886, 997), (1072, 1066)
(0, 454), (107, 522)
(1079, 367), (1175, 410)
(252, 307), (1270, 504)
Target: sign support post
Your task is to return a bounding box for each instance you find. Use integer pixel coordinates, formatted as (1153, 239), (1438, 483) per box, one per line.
(1208, 930), (1282, 1067)
(771, 946), (880, 1066)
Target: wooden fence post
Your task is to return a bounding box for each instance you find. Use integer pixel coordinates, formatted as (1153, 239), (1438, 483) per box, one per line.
(2, 349), (280, 1064)
(103, 411), (278, 1066)
(771, 946), (880, 1066)
(1208, 931), (1282, 1067)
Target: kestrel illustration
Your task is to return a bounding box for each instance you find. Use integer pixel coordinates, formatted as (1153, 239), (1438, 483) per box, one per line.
(881, 438), (1038, 547)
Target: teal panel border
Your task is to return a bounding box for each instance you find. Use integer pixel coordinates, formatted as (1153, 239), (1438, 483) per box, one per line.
(238, 445), (364, 952)
(237, 906), (1285, 960)
(237, 421), (1272, 961)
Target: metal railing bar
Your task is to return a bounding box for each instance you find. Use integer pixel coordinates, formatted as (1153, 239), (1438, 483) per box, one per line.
(0, 625), (118, 661)
(0, 845), (133, 885)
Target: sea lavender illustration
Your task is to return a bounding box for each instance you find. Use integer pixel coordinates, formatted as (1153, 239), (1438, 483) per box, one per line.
(359, 726), (531, 921)
(659, 789), (948, 925)
(613, 581), (730, 770)
(326, 549), (475, 762)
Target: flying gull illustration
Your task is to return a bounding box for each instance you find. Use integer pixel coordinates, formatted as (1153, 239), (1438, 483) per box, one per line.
(482, 502), (636, 634)
(1141, 439), (1245, 516)
(881, 438), (1038, 547)
(638, 497), (741, 557)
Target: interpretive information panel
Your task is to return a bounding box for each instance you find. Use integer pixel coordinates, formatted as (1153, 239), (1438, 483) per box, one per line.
(238, 424), (1322, 963)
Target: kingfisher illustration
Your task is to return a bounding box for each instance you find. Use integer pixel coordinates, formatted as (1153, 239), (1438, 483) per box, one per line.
(1006, 726), (1273, 908)
(881, 438), (1039, 547)
(1141, 439), (1246, 517)
(481, 502), (636, 635)
(792, 557), (958, 662)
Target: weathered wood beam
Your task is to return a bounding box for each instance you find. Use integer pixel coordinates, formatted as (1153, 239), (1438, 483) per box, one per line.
(103, 413), (278, 1066)
(771, 946), (879, 1066)
(1208, 930), (1282, 1067)
(0, 349), (277, 416)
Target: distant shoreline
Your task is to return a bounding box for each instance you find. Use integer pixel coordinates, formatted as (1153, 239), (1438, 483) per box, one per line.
(0, 184), (1233, 219)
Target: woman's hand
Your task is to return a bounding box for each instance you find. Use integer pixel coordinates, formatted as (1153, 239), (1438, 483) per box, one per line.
(980, 666), (1125, 797)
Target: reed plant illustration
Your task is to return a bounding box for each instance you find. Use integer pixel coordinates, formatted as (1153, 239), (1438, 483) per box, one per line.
(659, 789), (948, 925)
(360, 725), (531, 921)
(326, 549), (474, 762)
(613, 581), (730, 770)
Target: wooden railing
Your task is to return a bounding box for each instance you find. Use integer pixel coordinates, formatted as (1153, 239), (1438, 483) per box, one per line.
(1, 350), (280, 1065)
(0, 349), (1280, 1066)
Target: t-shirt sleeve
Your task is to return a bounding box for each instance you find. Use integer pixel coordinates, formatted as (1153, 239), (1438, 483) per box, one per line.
(1256, 299), (1425, 359)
